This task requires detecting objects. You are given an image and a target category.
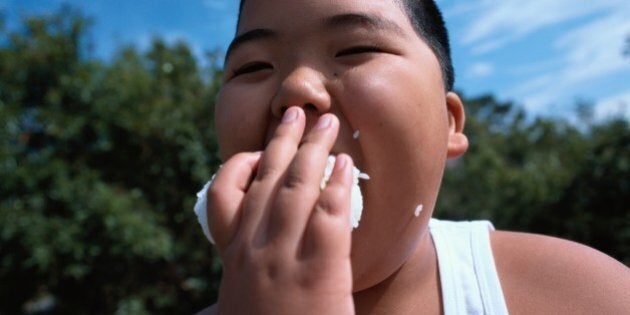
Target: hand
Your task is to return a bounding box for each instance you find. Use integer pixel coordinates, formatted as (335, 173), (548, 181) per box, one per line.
(206, 107), (355, 315)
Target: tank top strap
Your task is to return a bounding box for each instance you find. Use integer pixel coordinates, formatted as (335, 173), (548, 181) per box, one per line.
(429, 219), (509, 315)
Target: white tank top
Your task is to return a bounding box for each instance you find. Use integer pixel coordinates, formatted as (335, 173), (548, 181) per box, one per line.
(429, 219), (509, 315)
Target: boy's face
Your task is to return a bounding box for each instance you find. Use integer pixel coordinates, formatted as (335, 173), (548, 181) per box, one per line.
(216, 0), (466, 290)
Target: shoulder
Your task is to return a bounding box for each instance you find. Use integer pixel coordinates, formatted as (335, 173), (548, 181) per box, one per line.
(490, 230), (630, 314)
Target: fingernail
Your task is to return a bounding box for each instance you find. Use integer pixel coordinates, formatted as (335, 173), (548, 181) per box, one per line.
(315, 115), (332, 130)
(335, 155), (347, 171)
(282, 108), (298, 124)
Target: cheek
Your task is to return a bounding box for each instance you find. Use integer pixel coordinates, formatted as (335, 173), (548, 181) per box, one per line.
(339, 60), (449, 199)
(215, 86), (270, 160)
(347, 55), (447, 122)
(340, 63), (443, 137)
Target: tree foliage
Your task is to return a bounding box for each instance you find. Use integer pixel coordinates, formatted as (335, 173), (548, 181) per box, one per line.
(437, 94), (630, 264)
(1, 8), (221, 314)
(0, 7), (627, 314)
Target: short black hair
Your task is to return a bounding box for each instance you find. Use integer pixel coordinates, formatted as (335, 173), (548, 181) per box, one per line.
(236, 0), (454, 91)
(400, 0), (454, 91)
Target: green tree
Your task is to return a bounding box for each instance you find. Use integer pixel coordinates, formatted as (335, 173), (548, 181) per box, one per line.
(437, 93), (630, 264)
(0, 7), (222, 313)
(530, 119), (630, 263)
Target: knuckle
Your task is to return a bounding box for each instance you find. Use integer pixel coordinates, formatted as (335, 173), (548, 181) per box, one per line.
(270, 132), (300, 149)
(321, 186), (347, 203)
(299, 139), (328, 154)
(316, 187), (349, 216)
(314, 197), (335, 213)
(223, 241), (289, 282)
(262, 259), (282, 281)
(257, 161), (289, 182)
(254, 165), (275, 181)
(282, 166), (309, 190)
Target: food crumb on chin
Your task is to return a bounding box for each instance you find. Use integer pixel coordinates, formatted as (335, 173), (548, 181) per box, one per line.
(414, 204), (424, 217)
(353, 130), (360, 139)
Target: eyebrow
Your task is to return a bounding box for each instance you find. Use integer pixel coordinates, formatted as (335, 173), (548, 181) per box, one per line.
(323, 13), (406, 36)
(224, 13), (405, 62)
(225, 28), (276, 63)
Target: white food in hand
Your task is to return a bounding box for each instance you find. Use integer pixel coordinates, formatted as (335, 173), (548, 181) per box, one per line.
(320, 155), (369, 229)
(194, 155), (369, 244)
(194, 178), (215, 243)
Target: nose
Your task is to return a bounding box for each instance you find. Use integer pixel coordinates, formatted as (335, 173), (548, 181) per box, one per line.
(270, 66), (331, 118)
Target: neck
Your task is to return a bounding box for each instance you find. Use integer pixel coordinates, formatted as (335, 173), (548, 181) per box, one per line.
(353, 231), (442, 314)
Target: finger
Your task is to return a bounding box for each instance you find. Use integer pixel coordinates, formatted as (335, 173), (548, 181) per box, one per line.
(207, 151), (262, 251)
(267, 114), (340, 249)
(239, 107), (306, 241)
(256, 106), (306, 181)
(300, 154), (353, 262)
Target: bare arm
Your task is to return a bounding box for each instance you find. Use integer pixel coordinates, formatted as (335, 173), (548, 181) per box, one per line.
(492, 231), (630, 314)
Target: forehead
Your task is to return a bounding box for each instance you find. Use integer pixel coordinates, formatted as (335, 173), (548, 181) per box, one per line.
(238, 0), (409, 33)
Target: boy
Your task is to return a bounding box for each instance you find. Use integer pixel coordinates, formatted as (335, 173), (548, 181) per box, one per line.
(198, 0), (630, 313)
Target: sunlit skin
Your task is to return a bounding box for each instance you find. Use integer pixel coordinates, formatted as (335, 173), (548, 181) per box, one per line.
(201, 0), (630, 314)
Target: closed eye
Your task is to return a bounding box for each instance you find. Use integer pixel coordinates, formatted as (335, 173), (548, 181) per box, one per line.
(232, 61), (273, 77)
(335, 46), (384, 57)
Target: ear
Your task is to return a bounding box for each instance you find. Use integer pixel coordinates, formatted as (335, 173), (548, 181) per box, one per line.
(446, 92), (469, 159)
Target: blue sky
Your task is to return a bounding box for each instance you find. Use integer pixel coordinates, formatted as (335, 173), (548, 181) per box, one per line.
(3, 0), (629, 121)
